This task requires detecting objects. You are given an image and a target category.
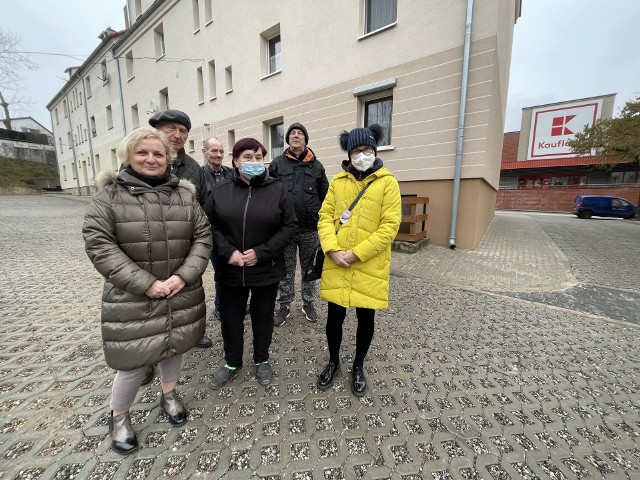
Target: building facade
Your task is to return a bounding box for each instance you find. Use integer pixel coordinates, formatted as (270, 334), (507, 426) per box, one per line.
(48, 0), (521, 249)
(0, 117), (56, 165)
(498, 94), (640, 212)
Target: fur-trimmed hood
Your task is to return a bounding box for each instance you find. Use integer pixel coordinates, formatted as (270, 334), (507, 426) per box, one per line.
(95, 169), (196, 196)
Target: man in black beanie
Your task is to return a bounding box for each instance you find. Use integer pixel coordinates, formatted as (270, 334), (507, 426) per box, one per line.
(269, 123), (328, 326)
(149, 109), (207, 207)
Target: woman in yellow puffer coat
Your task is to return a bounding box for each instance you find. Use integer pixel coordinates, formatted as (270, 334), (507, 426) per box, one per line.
(316, 124), (401, 397)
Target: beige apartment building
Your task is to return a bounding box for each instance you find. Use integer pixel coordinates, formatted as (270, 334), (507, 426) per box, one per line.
(48, 0), (521, 249)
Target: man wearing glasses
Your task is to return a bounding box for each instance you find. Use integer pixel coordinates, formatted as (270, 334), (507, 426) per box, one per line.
(149, 109), (206, 207)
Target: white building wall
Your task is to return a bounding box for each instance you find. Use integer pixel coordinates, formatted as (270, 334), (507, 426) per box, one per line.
(49, 35), (126, 194)
(48, 0), (521, 247)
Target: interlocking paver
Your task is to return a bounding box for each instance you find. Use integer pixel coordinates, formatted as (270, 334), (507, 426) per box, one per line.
(1, 197), (639, 479)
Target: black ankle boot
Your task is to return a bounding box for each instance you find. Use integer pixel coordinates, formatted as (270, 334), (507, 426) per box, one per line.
(109, 411), (139, 455)
(161, 389), (188, 426)
(351, 365), (367, 397)
(317, 362), (340, 391)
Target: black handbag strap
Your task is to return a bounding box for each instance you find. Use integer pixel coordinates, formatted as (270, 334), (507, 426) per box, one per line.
(348, 180), (374, 211)
(337, 179), (375, 232)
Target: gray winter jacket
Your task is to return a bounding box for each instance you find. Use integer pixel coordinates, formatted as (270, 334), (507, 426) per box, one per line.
(82, 170), (212, 371)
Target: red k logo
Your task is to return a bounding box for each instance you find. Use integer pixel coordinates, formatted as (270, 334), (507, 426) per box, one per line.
(551, 115), (576, 136)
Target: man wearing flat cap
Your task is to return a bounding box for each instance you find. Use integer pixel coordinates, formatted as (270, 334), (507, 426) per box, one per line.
(149, 109), (207, 207)
(148, 109), (211, 350)
(268, 122), (328, 326)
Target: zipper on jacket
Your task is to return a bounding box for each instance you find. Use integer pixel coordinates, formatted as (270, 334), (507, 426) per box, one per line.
(158, 191), (173, 338)
(241, 187), (252, 286)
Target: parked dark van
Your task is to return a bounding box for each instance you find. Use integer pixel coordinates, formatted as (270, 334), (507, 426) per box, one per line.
(572, 195), (637, 219)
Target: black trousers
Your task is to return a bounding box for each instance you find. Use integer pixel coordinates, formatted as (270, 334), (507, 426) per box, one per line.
(219, 282), (278, 368)
(326, 301), (375, 368)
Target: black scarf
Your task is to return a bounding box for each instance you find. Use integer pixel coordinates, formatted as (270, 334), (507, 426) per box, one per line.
(125, 166), (170, 187)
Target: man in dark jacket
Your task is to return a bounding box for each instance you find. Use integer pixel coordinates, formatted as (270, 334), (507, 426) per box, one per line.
(201, 136), (233, 318)
(149, 109), (207, 207)
(268, 122), (329, 326)
(149, 109), (211, 348)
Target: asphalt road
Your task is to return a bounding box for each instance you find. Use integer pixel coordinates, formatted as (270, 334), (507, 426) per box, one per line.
(497, 212), (640, 326)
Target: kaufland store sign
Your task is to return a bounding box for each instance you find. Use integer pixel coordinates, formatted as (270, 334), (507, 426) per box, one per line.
(527, 99), (603, 160)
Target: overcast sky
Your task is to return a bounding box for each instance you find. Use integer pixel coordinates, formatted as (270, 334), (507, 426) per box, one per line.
(4, 0), (640, 133)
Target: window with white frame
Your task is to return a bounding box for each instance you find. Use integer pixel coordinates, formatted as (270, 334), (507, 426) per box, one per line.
(192, 0), (200, 31)
(267, 35), (281, 74)
(269, 122), (284, 160)
(55, 108), (59, 125)
(131, 104), (139, 128)
(90, 116), (96, 137)
(134, 0), (142, 18)
(125, 50), (135, 79)
(197, 67), (204, 103)
(225, 66), (233, 93)
(85, 76), (92, 98)
(100, 60), (108, 84)
(111, 148), (118, 170)
(94, 153), (101, 172)
(364, 0), (397, 35)
(160, 88), (169, 109)
(106, 105), (113, 130)
(354, 78), (396, 146)
(154, 24), (166, 59)
(208, 60), (217, 99)
(364, 94), (393, 146)
(260, 25), (281, 77)
(204, 0), (212, 24)
(227, 130), (235, 155)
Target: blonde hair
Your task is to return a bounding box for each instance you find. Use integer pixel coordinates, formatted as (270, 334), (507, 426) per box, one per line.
(117, 127), (176, 166)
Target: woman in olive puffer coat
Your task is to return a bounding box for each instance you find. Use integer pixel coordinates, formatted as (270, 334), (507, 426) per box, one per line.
(83, 127), (212, 455)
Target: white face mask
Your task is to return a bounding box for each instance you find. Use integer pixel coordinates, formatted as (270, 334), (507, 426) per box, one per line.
(351, 152), (376, 172)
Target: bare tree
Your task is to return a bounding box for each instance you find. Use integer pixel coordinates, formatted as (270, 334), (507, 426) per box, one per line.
(0, 29), (37, 130)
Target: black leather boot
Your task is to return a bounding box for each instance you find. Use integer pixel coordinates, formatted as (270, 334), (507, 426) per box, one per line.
(317, 362), (340, 391)
(351, 365), (367, 397)
(197, 335), (213, 348)
(161, 389), (188, 426)
(109, 411), (139, 455)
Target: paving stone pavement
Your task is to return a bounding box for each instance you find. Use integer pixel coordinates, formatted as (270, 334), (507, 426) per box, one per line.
(0, 196), (639, 480)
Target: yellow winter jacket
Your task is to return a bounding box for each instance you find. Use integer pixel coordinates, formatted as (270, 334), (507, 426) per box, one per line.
(318, 167), (401, 309)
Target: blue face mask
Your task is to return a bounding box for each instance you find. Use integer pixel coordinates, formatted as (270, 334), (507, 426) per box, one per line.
(240, 161), (265, 178)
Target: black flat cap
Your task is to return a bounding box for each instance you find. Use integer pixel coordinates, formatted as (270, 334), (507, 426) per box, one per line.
(149, 109), (191, 132)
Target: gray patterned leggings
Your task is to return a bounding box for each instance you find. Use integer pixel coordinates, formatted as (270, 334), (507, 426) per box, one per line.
(278, 229), (320, 306)
(110, 355), (183, 411)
